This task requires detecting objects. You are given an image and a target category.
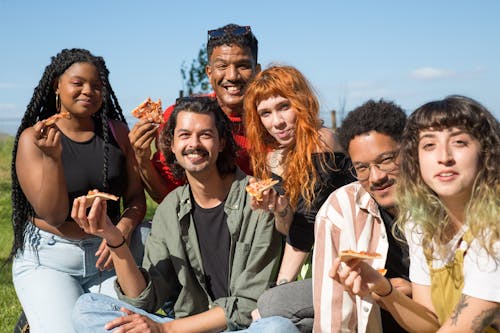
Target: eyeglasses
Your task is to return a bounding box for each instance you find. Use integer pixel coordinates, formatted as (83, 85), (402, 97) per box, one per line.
(207, 26), (252, 41)
(350, 151), (399, 181)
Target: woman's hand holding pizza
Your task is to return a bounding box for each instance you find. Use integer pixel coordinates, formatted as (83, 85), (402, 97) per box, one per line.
(32, 121), (62, 159)
(247, 177), (288, 214)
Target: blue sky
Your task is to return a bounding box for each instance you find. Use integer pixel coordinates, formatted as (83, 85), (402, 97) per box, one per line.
(1, 0), (499, 135)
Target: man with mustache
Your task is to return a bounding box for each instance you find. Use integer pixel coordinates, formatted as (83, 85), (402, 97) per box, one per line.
(71, 97), (294, 332)
(129, 23), (259, 203)
(312, 100), (411, 333)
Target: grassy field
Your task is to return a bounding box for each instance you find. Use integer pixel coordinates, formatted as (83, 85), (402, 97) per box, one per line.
(0, 137), (19, 333)
(0, 136), (158, 332)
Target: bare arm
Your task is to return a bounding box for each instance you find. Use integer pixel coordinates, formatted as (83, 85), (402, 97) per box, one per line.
(331, 258), (440, 333)
(16, 124), (68, 226)
(276, 243), (309, 282)
(439, 295), (499, 333)
(104, 306), (227, 333)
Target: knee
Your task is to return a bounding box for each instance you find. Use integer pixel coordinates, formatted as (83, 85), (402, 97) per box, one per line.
(257, 288), (287, 318)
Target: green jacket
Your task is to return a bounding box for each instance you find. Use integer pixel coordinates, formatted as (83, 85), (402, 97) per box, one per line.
(116, 169), (282, 330)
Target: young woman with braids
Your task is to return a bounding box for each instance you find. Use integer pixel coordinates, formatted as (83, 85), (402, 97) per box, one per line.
(10, 48), (146, 332)
(243, 65), (354, 332)
(331, 95), (499, 332)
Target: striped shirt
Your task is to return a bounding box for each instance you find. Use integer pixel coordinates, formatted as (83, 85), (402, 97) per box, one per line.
(313, 182), (390, 333)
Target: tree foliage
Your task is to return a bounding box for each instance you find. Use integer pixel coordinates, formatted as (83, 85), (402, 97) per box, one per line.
(180, 44), (209, 96)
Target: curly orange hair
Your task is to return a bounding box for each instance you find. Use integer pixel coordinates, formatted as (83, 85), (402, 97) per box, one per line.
(244, 65), (331, 208)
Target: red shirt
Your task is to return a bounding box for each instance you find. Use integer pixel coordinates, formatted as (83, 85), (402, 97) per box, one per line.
(151, 94), (252, 195)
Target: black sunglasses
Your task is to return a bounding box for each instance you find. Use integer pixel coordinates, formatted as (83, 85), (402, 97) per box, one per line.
(207, 26), (251, 41)
(175, 95), (216, 105)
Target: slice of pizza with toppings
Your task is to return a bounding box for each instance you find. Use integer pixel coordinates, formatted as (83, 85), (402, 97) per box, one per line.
(246, 178), (279, 201)
(43, 111), (71, 126)
(86, 189), (119, 204)
(131, 97), (164, 124)
(339, 249), (383, 262)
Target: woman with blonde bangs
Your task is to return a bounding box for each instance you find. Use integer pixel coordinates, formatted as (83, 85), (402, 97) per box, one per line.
(330, 95), (499, 332)
(244, 65), (354, 332)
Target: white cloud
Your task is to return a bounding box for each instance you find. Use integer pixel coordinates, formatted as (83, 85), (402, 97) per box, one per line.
(410, 67), (455, 80)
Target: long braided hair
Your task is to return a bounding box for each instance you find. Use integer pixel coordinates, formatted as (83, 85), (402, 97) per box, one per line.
(10, 48), (127, 259)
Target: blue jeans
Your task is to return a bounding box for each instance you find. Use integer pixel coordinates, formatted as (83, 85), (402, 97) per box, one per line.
(12, 223), (148, 333)
(73, 293), (299, 332)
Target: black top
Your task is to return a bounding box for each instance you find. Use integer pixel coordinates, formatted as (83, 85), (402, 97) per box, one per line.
(379, 207), (410, 333)
(273, 152), (355, 252)
(192, 199), (230, 300)
(379, 208), (409, 281)
(60, 121), (126, 222)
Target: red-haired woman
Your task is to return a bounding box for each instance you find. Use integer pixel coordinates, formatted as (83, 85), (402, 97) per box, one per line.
(243, 65), (355, 331)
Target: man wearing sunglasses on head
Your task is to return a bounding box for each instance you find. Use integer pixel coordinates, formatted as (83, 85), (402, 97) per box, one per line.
(313, 100), (411, 333)
(129, 23), (260, 203)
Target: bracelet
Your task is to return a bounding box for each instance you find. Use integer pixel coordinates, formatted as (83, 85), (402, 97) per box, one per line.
(107, 235), (126, 249)
(374, 278), (393, 297)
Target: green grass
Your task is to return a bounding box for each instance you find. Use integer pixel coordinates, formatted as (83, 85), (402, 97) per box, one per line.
(0, 137), (19, 333)
(0, 137), (158, 332)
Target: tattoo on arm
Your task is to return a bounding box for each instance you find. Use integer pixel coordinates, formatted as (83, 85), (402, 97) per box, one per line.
(471, 306), (500, 333)
(277, 205), (289, 218)
(450, 294), (470, 326)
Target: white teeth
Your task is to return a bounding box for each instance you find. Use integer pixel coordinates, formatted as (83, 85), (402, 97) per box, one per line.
(439, 172), (454, 177)
(226, 86), (239, 92)
(187, 153), (202, 158)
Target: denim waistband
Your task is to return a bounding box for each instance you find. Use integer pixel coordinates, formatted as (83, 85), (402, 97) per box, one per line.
(24, 222), (102, 249)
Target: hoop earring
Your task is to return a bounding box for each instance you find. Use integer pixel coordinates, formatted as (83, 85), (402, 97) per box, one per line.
(55, 93), (61, 113)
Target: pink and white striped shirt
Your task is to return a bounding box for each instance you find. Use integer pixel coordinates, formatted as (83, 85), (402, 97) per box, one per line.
(313, 182), (389, 333)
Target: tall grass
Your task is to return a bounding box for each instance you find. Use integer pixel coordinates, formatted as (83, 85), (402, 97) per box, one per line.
(0, 137), (20, 332)
(0, 136), (158, 332)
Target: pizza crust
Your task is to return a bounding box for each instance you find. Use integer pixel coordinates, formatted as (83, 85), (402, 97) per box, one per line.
(43, 111), (71, 126)
(86, 189), (119, 203)
(339, 250), (382, 262)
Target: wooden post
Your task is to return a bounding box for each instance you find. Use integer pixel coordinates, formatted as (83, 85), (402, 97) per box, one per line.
(331, 109), (337, 130)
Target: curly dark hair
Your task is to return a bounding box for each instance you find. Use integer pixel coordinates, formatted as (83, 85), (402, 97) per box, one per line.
(207, 23), (258, 64)
(159, 96), (237, 180)
(338, 99), (407, 154)
(10, 48), (126, 258)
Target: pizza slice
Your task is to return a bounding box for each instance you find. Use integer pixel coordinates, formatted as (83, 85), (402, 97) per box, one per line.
(246, 178), (279, 201)
(131, 97), (164, 124)
(339, 250), (383, 262)
(43, 111), (71, 126)
(86, 189), (119, 204)
(377, 268), (387, 276)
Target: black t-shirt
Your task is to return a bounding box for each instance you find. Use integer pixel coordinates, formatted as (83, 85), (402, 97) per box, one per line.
(379, 207), (410, 333)
(273, 152), (356, 252)
(192, 199), (230, 301)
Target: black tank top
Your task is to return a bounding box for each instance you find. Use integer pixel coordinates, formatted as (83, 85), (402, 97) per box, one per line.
(60, 122), (126, 222)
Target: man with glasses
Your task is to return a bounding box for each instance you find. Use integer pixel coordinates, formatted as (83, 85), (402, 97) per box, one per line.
(312, 99), (411, 333)
(129, 23), (260, 203)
